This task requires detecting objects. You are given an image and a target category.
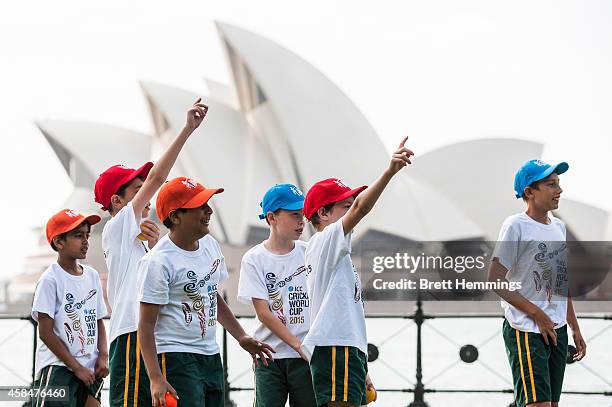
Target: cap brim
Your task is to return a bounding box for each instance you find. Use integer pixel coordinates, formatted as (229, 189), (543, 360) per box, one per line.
(553, 162), (569, 175)
(259, 200), (304, 220)
(50, 214), (102, 243)
(332, 185), (368, 204)
(534, 162), (569, 184)
(182, 188), (224, 209)
(119, 162), (154, 191)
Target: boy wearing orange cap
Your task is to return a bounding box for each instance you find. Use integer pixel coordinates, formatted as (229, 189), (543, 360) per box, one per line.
(31, 209), (108, 406)
(94, 100), (208, 406)
(138, 177), (275, 407)
(302, 137), (413, 407)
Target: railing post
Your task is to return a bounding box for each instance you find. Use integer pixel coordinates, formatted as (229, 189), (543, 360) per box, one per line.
(222, 291), (236, 407)
(408, 298), (428, 407)
(28, 316), (37, 384)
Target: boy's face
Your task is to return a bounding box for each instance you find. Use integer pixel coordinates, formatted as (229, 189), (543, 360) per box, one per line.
(173, 203), (214, 240)
(111, 177), (151, 218)
(268, 209), (305, 240)
(525, 173), (563, 211)
(53, 223), (91, 259)
(325, 196), (355, 225)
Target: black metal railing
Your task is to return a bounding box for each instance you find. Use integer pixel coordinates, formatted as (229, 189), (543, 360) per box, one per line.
(1, 300), (611, 407)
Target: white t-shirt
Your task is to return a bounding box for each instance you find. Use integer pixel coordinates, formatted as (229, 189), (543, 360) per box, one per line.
(138, 234), (229, 355)
(303, 219), (367, 356)
(102, 202), (149, 344)
(31, 263), (108, 377)
(237, 240), (310, 359)
(494, 212), (568, 333)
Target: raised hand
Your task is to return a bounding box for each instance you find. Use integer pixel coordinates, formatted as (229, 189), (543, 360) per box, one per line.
(185, 97), (209, 132)
(388, 136), (414, 175)
(139, 219), (161, 248)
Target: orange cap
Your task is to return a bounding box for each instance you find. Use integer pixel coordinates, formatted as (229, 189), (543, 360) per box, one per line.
(156, 177), (224, 222)
(46, 209), (101, 245)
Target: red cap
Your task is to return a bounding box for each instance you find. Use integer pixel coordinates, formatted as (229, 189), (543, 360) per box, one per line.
(94, 162), (154, 210)
(46, 209), (101, 245)
(303, 178), (367, 220)
(156, 177), (224, 222)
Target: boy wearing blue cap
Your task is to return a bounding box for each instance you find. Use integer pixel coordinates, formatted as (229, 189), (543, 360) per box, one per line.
(238, 184), (317, 407)
(489, 159), (586, 407)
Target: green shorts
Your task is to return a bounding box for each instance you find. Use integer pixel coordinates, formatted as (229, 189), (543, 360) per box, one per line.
(309, 346), (367, 406)
(159, 352), (224, 407)
(503, 319), (568, 407)
(253, 357), (317, 407)
(32, 365), (103, 406)
(109, 331), (151, 407)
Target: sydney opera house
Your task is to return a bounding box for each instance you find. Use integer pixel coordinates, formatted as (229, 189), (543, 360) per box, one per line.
(6, 23), (611, 313)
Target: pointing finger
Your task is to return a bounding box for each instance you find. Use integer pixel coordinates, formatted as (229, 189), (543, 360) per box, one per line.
(398, 136), (409, 149)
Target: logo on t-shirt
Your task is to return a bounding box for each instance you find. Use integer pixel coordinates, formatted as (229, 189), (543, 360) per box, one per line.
(532, 242), (568, 302)
(265, 266), (311, 326)
(63, 290), (97, 354)
(182, 259), (221, 337)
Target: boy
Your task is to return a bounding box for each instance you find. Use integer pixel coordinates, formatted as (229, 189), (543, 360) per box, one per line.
(138, 177), (275, 407)
(489, 159), (587, 407)
(238, 183), (317, 407)
(94, 99), (208, 406)
(32, 208), (108, 406)
(302, 137), (413, 407)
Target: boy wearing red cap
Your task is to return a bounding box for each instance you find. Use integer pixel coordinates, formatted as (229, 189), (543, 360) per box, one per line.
(31, 209), (108, 406)
(138, 177), (275, 407)
(489, 159), (586, 407)
(302, 137), (413, 407)
(237, 184), (317, 407)
(94, 99), (208, 407)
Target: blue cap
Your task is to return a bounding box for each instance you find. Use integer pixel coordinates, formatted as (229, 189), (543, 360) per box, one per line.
(259, 184), (305, 220)
(514, 159), (569, 198)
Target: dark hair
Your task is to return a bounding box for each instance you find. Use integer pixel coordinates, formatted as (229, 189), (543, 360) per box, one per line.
(50, 232), (67, 252)
(521, 181), (541, 202)
(309, 203), (335, 227)
(162, 208), (188, 229)
(264, 209), (282, 226)
(108, 182), (131, 214)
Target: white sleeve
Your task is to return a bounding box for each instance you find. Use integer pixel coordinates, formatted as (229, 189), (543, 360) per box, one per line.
(31, 276), (57, 322)
(211, 238), (229, 284)
(322, 219), (352, 271)
(94, 272), (108, 319)
(139, 259), (171, 305)
(106, 202), (141, 252)
(237, 256), (268, 304)
(493, 221), (520, 271)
